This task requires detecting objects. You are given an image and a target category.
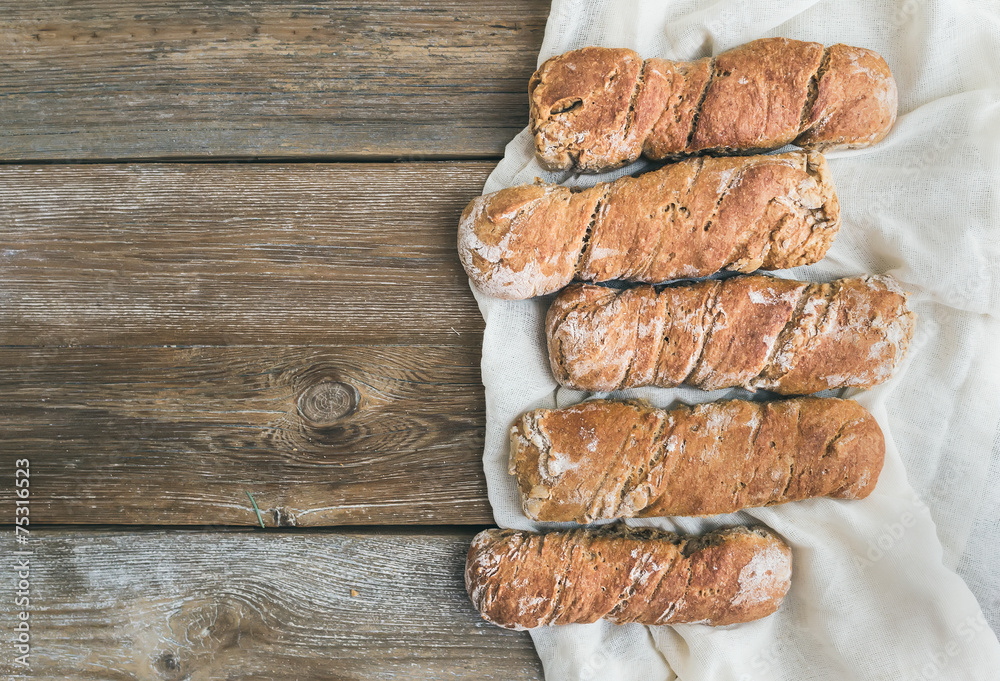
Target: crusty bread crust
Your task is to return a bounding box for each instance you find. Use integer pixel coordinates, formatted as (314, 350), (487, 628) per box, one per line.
(547, 274), (915, 394)
(509, 397), (885, 523)
(530, 39), (897, 172)
(466, 525), (792, 629)
(795, 44), (899, 151)
(459, 152), (839, 299)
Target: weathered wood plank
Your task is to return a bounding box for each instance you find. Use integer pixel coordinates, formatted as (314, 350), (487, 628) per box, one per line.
(0, 344), (492, 525)
(0, 162), (487, 346)
(0, 529), (542, 679)
(0, 0), (546, 161)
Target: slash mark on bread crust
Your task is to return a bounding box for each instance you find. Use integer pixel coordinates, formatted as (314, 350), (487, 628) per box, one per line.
(686, 57), (717, 150)
(619, 293), (646, 390)
(543, 534), (578, 625)
(740, 404), (767, 505)
(670, 550), (698, 623)
(623, 61), (648, 151)
(754, 283), (811, 388)
(797, 47), (831, 136)
(703, 165), (748, 259)
(688, 280), (725, 386)
(585, 417), (641, 522)
(612, 411), (671, 517)
(574, 184), (613, 276)
(780, 463), (796, 502)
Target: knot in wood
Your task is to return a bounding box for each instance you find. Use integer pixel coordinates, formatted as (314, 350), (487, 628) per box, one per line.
(297, 380), (358, 427)
(155, 651), (181, 674)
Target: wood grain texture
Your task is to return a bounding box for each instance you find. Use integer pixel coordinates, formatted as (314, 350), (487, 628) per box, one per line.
(0, 162), (487, 346)
(0, 344), (492, 525)
(0, 0), (546, 161)
(0, 529), (543, 679)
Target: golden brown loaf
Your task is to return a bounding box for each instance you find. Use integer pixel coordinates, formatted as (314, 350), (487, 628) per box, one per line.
(547, 274), (915, 394)
(466, 525), (792, 629)
(530, 38), (898, 172)
(459, 152), (839, 299)
(509, 397), (884, 523)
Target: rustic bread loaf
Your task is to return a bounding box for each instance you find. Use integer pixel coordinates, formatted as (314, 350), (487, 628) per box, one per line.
(530, 38), (897, 172)
(509, 397), (884, 523)
(547, 274), (914, 394)
(466, 525), (792, 629)
(459, 151), (839, 299)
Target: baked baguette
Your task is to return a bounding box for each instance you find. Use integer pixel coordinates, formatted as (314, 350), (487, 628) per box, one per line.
(547, 274), (914, 394)
(510, 397), (884, 523)
(531, 38), (897, 172)
(466, 525), (791, 629)
(459, 151), (839, 299)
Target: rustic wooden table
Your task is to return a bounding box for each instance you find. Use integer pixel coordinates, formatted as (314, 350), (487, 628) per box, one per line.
(0, 2), (550, 678)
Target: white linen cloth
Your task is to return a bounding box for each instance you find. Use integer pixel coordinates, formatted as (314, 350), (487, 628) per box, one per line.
(469, 1), (1000, 679)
